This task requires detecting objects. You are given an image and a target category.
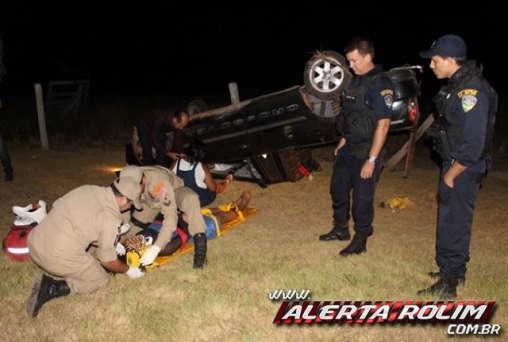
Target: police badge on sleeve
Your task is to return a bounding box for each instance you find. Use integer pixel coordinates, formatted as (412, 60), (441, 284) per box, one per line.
(380, 89), (394, 109)
(458, 89), (478, 113)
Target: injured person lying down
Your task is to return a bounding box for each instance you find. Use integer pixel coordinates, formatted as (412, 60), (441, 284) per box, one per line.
(118, 190), (252, 263)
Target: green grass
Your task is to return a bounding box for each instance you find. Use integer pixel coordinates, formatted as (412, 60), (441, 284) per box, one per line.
(0, 146), (507, 341)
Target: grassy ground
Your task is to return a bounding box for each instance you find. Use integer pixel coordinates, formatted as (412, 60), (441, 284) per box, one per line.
(0, 145), (507, 341)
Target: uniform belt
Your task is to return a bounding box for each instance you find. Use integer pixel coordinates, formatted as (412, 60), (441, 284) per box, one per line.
(130, 216), (150, 230)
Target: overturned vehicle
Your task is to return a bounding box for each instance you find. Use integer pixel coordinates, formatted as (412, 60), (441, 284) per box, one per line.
(181, 51), (421, 185)
(127, 51), (421, 185)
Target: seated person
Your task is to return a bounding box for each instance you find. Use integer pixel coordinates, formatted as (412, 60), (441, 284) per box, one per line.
(133, 190), (251, 257)
(172, 140), (232, 206)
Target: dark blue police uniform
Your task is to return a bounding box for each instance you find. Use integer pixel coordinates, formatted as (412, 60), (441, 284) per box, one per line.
(330, 65), (393, 239)
(434, 60), (494, 280)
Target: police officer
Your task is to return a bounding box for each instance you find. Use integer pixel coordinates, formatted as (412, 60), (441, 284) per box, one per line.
(27, 176), (145, 318)
(118, 165), (208, 269)
(418, 34), (496, 298)
(319, 36), (393, 256)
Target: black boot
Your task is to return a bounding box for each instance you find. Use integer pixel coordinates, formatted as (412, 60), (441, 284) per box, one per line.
(339, 234), (367, 256)
(193, 233), (207, 269)
(428, 271), (465, 285)
(319, 225), (350, 241)
(27, 274), (71, 318)
(418, 276), (459, 299)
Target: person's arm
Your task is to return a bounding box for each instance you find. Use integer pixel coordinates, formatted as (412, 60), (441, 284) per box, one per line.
(443, 83), (489, 187)
(361, 118), (390, 179)
(202, 163), (218, 192)
(153, 180), (178, 249)
(360, 76), (393, 179)
(170, 157), (178, 171)
(100, 258), (129, 273)
(451, 84), (490, 166)
(334, 137), (347, 156)
(443, 161), (467, 188)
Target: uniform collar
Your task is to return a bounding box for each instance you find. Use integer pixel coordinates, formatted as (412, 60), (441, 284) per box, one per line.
(357, 64), (383, 80)
(449, 60), (479, 85)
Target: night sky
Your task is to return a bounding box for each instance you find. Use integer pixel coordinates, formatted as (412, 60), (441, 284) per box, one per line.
(0, 2), (504, 96)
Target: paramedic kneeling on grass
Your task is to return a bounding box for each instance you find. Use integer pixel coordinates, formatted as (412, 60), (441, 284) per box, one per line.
(119, 165), (208, 269)
(26, 176), (144, 318)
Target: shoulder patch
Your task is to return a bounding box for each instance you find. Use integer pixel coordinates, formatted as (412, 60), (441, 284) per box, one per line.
(457, 89), (478, 98)
(381, 89), (393, 108)
(150, 181), (167, 200)
(458, 89), (479, 113)
(461, 95), (477, 113)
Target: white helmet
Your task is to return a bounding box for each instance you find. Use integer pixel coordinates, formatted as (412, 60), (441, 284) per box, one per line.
(12, 200), (47, 226)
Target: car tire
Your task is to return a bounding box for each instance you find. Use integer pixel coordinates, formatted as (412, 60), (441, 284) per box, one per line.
(303, 50), (352, 100)
(187, 99), (209, 116)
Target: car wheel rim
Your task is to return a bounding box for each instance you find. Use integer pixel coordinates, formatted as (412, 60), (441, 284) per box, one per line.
(308, 58), (347, 94)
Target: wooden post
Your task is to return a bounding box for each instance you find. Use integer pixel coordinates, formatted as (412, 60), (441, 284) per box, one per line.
(384, 114), (435, 174)
(228, 82), (240, 104)
(34, 83), (49, 150)
(403, 127), (418, 178)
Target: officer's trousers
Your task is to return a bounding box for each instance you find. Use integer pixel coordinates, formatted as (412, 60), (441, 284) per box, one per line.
(436, 161), (484, 278)
(330, 148), (384, 236)
(29, 235), (110, 295)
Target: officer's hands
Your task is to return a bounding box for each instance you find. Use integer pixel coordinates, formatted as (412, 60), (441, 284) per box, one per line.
(443, 173), (455, 188)
(116, 242), (126, 256)
(125, 266), (145, 279)
(361, 161), (375, 179)
(334, 138), (346, 156)
(139, 245), (161, 266)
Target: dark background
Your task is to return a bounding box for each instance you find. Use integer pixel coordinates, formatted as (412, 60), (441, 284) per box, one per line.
(0, 2), (505, 146)
(1, 2), (504, 92)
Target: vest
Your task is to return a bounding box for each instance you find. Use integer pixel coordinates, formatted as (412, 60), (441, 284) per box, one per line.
(175, 159), (215, 206)
(338, 73), (380, 158)
(433, 61), (497, 161)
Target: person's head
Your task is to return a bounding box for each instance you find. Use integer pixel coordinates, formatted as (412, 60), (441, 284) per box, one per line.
(119, 165), (146, 193)
(171, 110), (189, 130)
(344, 36), (375, 76)
(419, 34), (467, 79)
(184, 140), (207, 165)
(111, 176), (142, 212)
